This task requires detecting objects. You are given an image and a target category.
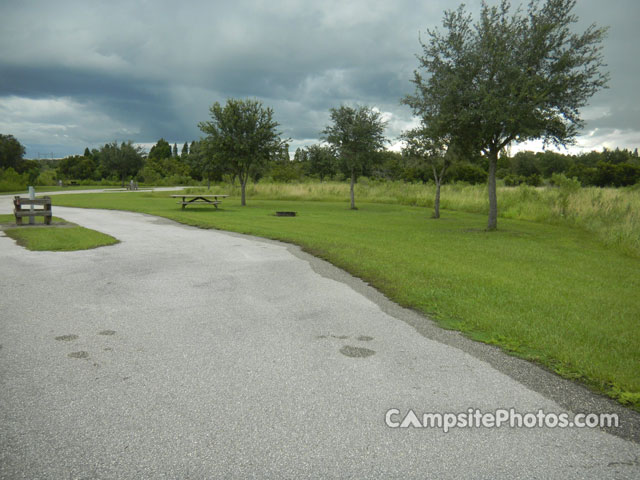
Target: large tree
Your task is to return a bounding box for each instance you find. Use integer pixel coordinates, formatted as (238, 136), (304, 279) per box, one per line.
(322, 105), (386, 209)
(58, 155), (98, 180)
(0, 134), (26, 170)
(99, 141), (144, 186)
(148, 138), (172, 160)
(198, 98), (285, 206)
(403, 0), (608, 230)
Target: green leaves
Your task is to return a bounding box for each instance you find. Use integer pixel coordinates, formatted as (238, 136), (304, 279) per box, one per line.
(0, 134), (26, 170)
(98, 141), (144, 182)
(198, 98), (286, 204)
(199, 99), (284, 172)
(322, 105), (387, 175)
(406, 0), (609, 154)
(148, 138), (172, 160)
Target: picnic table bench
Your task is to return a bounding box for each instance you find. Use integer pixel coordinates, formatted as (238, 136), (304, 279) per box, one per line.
(171, 194), (228, 209)
(13, 196), (52, 225)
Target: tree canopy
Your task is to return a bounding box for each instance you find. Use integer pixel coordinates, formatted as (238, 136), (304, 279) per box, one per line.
(322, 105), (386, 209)
(149, 138), (172, 160)
(98, 141), (145, 186)
(403, 0), (609, 229)
(0, 134), (26, 170)
(198, 98), (285, 205)
(58, 155), (97, 181)
(304, 145), (337, 181)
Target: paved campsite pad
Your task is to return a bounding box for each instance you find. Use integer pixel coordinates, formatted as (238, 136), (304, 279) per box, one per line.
(0, 201), (639, 479)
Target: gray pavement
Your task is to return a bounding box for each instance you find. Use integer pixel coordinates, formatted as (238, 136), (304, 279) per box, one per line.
(1, 197), (639, 479)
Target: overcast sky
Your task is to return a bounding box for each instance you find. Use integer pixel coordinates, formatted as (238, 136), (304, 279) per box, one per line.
(1, 0), (638, 159)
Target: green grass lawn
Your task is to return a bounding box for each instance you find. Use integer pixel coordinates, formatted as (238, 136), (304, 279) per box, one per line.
(50, 191), (640, 408)
(0, 214), (118, 251)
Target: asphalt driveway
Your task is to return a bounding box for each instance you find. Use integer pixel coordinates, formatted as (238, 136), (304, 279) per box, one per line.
(1, 199), (639, 479)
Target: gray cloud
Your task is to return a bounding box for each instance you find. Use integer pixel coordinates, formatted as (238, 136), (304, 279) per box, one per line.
(1, 0), (637, 157)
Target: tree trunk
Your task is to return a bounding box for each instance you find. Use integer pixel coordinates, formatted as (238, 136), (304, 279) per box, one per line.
(207, 177), (211, 190)
(350, 171), (357, 210)
(487, 151), (498, 231)
(241, 180), (247, 206)
(121, 174), (125, 188)
(433, 179), (441, 219)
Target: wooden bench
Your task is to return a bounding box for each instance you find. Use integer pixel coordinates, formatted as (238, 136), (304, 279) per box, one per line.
(170, 194), (228, 210)
(13, 196), (52, 225)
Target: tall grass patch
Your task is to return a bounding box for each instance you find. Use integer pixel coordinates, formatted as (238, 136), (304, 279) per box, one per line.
(188, 181), (640, 257)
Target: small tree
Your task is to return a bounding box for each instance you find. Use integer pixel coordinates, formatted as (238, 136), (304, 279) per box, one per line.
(403, 0), (609, 230)
(401, 127), (451, 219)
(322, 105), (386, 209)
(172, 143), (179, 158)
(181, 142), (189, 158)
(198, 98), (286, 205)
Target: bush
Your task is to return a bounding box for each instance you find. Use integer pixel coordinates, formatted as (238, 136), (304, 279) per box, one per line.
(35, 169), (58, 186)
(503, 174), (525, 186)
(550, 173), (581, 191)
(524, 173), (542, 186)
(0, 167), (28, 192)
(269, 162), (304, 182)
(137, 166), (161, 185)
(594, 162), (640, 187)
(448, 163), (487, 184)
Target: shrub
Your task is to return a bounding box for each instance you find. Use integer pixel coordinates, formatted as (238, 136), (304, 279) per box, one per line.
(35, 169), (58, 186)
(0, 167), (28, 192)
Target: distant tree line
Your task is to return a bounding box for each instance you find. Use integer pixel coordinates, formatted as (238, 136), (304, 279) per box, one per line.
(1, 130), (639, 194)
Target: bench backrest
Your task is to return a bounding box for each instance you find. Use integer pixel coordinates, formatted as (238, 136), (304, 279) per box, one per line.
(14, 196), (52, 208)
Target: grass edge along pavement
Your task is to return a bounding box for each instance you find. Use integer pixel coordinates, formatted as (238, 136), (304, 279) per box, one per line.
(0, 214), (119, 251)
(50, 191), (640, 411)
(193, 181), (640, 259)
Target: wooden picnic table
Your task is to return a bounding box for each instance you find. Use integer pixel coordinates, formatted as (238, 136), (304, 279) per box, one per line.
(171, 194), (228, 209)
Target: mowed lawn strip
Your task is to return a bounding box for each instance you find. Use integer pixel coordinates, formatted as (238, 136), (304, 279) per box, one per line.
(51, 192), (640, 408)
(0, 214), (118, 251)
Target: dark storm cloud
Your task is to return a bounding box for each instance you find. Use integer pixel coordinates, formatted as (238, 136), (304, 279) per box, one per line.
(0, 0), (637, 157)
(0, 65), (144, 98)
(572, 1), (640, 133)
